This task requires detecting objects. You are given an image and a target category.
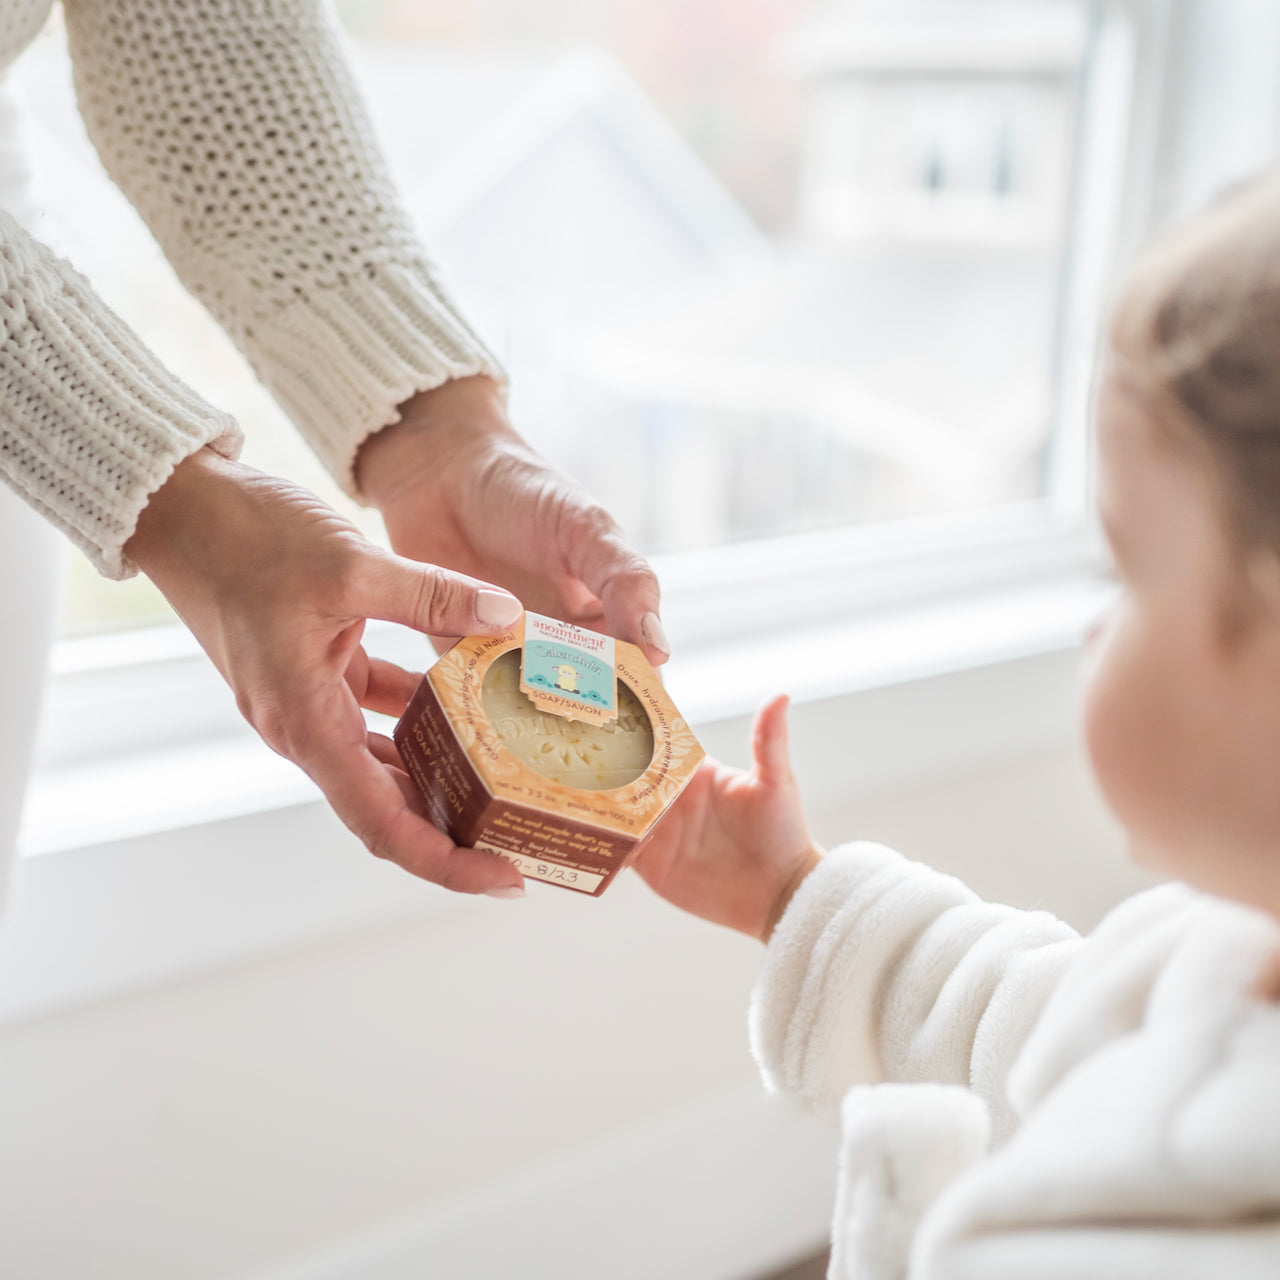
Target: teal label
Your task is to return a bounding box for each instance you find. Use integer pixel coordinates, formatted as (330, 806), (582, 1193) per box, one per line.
(520, 613), (617, 723)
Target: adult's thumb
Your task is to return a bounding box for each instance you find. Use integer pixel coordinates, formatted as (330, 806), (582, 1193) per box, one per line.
(358, 550), (522, 637)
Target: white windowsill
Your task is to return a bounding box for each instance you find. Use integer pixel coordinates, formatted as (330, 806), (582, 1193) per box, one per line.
(2, 573), (1106, 1025)
(20, 573), (1105, 857)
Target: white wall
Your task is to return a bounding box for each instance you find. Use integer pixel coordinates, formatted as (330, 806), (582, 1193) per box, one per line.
(0, 488), (59, 917)
(0, 736), (1141, 1280)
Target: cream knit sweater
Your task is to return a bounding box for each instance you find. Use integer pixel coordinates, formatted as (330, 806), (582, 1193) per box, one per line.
(0, 0), (502, 578)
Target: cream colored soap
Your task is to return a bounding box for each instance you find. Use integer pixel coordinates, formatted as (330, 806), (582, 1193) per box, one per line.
(481, 650), (654, 790)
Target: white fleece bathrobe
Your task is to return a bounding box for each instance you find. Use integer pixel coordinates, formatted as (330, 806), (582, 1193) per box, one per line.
(751, 843), (1280, 1279)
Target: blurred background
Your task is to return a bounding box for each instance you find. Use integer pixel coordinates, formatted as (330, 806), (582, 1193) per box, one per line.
(1, 1), (1279, 1277)
(30, 0), (1087, 635)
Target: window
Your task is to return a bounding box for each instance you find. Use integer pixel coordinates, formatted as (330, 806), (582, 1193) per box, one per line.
(22, 0), (1109, 643)
(345, 0), (1096, 562)
(20, 0), (1229, 778)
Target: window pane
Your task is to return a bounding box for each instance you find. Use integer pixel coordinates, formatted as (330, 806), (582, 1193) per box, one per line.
(20, 0), (1090, 637)
(341, 0), (1090, 554)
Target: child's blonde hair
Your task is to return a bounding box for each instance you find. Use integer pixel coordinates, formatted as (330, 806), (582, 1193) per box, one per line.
(1110, 171), (1280, 559)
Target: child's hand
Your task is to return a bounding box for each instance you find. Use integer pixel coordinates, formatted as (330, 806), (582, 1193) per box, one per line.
(632, 695), (822, 941)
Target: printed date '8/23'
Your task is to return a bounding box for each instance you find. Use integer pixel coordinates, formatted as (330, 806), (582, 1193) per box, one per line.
(474, 843), (605, 894)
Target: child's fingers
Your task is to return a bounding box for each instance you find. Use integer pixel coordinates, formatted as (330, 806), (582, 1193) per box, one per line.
(751, 694), (793, 787)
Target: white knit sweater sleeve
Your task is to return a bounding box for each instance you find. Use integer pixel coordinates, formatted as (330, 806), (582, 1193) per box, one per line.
(62, 0), (505, 498)
(0, 207), (242, 578)
(750, 843), (1082, 1137)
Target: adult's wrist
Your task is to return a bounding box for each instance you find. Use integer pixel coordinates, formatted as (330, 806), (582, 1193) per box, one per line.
(355, 374), (515, 510)
(125, 446), (237, 577)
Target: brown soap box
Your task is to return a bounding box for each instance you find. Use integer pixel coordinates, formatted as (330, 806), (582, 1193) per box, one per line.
(394, 616), (704, 896)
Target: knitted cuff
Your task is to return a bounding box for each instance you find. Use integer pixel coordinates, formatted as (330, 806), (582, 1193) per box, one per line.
(247, 258), (507, 499)
(0, 246), (242, 580)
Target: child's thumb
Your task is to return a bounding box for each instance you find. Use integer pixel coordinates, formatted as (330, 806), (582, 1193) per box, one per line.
(752, 694), (793, 786)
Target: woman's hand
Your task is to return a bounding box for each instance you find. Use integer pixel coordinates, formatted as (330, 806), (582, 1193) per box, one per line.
(125, 448), (527, 898)
(632, 696), (822, 941)
(356, 376), (670, 666)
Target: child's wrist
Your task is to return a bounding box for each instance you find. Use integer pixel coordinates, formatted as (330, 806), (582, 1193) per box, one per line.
(761, 846), (824, 943)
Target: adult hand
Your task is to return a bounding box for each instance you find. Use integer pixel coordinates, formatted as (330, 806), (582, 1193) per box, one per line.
(125, 447), (527, 897)
(355, 376), (670, 667)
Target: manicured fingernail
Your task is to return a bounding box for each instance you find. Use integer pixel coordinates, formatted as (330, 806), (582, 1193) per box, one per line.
(641, 611), (670, 657)
(476, 590), (522, 628)
(485, 884), (526, 900)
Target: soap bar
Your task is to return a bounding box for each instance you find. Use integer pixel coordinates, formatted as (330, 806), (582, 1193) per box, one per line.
(394, 615), (704, 897)
(482, 650), (653, 791)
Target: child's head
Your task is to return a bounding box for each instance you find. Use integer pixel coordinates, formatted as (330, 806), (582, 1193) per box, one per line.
(1084, 172), (1280, 916)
